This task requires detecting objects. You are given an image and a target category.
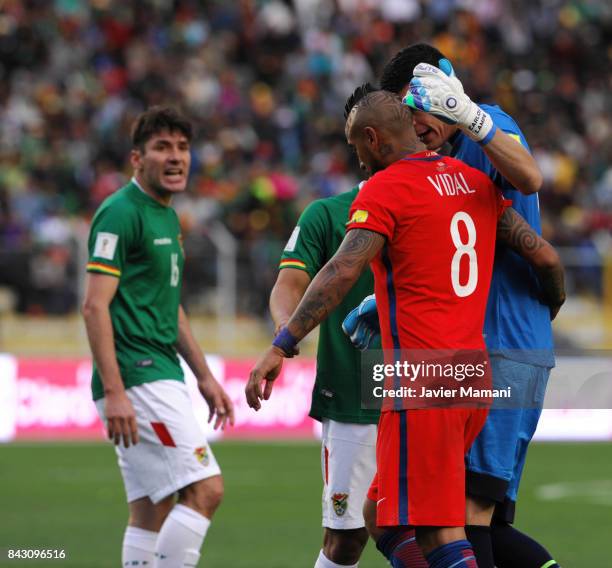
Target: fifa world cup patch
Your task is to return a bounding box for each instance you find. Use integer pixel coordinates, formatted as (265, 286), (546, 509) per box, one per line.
(284, 226), (300, 252)
(194, 446), (210, 466)
(347, 210), (368, 225)
(93, 232), (118, 260)
(331, 493), (349, 516)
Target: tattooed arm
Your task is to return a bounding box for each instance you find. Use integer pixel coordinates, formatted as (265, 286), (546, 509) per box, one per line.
(496, 207), (566, 320)
(284, 228), (385, 341)
(245, 229), (385, 409)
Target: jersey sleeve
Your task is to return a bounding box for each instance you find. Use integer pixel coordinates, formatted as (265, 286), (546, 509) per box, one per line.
(498, 196), (513, 218)
(86, 205), (137, 278)
(346, 176), (396, 240)
(481, 104), (532, 194)
(472, 166), (513, 220)
(279, 200), (328, 279)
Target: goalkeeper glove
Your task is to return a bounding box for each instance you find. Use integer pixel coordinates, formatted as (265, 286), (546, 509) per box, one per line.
(342, 294), (380, 351)
(403, 58), (497, 145)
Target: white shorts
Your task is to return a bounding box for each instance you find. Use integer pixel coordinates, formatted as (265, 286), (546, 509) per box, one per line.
(321, 419), (377, 530)
(95, 380), (221, 504)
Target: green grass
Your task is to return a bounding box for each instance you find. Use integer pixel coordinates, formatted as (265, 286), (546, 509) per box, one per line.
(0, 442), (609, 567)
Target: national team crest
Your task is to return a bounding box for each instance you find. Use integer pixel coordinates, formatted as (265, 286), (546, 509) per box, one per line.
(194, 446), (210, 466)
(331, 493), (349, 517)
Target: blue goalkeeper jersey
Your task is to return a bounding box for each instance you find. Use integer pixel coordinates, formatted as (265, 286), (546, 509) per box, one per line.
(449, 104), (554, 368)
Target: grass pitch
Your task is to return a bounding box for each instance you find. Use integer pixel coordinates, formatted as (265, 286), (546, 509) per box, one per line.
(0, 441), (609, 567)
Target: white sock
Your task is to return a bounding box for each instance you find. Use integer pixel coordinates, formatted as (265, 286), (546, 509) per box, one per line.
(314, 549), (359, 568)
(122, 526), (158, 567)
(155, 504), (210, 567)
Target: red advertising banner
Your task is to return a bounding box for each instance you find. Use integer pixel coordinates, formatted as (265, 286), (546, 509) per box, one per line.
(219, 359), (318, 439)
(8, 357), (103, 441)
(0, 355), (319, 442)
(2, 354), (610, 442)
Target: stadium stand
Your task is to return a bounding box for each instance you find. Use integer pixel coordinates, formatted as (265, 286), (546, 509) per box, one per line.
(0, 0), (610, 317)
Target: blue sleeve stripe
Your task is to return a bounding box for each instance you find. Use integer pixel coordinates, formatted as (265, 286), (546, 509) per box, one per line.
(381, 244), (407, 415)
(381, 245), (401, 353)
(480, 104), (530, 148)
(478, 122), (497, 146)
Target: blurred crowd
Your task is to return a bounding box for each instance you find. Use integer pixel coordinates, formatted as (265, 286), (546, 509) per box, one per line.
(0, 0), (610, 315)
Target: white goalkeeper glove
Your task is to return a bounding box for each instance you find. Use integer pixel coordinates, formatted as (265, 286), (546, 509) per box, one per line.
(403, 59), (498, 145)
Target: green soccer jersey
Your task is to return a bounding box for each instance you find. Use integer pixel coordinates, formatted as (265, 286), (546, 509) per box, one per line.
(280, 186), (379, 424)
(87, 180), (185, 400)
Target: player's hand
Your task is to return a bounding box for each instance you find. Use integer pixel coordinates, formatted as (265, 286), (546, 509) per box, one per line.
(342, 294), (380, 351)
(403, 59), (496, 143)
(543, 297), (565, 321)
(537, 286), (565, 321)
(549, 304), (562, 321)
(245, 346), (285, 410)
(198, 377), (235, 430)
(104, 390), (139, 448)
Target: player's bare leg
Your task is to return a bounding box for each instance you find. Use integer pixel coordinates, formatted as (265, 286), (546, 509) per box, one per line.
(465, 495), (496, 567)
(363, 497), (384, 542)
(465, 495), (495, 526)
(129, 495), (175, 531)
(178, 473), (224, 518)
(318, 527), (368, 566)
(121, 495), (174, 567)
(154, 475), (224, 567)
(314, 421), (377, 567)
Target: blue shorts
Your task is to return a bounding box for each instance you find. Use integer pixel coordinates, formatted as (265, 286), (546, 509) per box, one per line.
(465, 356), (550, 520)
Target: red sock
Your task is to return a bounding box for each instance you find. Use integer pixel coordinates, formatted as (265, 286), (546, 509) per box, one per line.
(377, 529), (429, 567)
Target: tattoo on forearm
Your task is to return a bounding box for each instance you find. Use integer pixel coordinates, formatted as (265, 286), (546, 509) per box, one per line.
(497, 207), (542, 254)
(288, 229), (384, 340)
(497, 208), (566, 312)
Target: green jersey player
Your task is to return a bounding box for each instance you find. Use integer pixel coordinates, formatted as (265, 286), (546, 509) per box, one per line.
(269, 83), (380, 568)
(82, 106), (234, 568)
(277, 187), (379, 424)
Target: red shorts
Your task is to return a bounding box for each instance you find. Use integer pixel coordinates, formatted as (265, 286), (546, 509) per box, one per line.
(367, 408), (488, 527)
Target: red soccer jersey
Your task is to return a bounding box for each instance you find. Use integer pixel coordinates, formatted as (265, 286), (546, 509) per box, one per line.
(347, 150), (507, 352)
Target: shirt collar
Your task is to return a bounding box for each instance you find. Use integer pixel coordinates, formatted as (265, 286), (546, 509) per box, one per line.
(401, 150), (440, 161)
(131, 176), (147, 194)
(130, 176), (168, 208)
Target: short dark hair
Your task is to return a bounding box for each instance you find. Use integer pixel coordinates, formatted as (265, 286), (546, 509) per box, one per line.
(344, 82), (378, 120)
(350, 90), (413, 136)
(380, 43), (446, 94)
(131, 106), (193, 150)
